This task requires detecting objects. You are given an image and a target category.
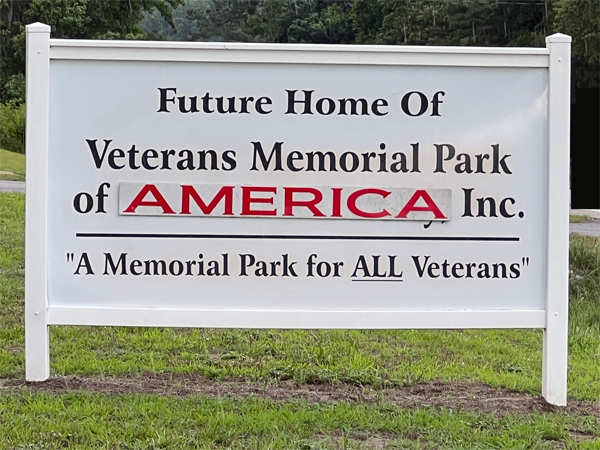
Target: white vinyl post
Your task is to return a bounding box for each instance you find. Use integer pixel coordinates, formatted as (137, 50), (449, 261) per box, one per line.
(25, 23), (51, 381)
(542, 33), (571, 406)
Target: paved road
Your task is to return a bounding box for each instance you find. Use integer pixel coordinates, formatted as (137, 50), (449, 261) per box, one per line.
(570, 220), (600, 237)
(0, 180), (25, 193)
(569, 209), (600, 237)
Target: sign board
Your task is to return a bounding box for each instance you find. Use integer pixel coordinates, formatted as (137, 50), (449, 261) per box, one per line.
(24, 23), (571, 405)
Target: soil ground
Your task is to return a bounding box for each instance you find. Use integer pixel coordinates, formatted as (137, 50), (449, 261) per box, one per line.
(3, 374), (599, 418)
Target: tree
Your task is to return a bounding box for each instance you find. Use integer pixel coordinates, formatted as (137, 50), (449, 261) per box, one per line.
(180, 0), (353, 44)
(245, 0), (306, 43)
(351, 0), (551, 47)
(553, 0), (599, 88)
(0, 0), (182, 104)
(142, 0), (208, 41)
(286, 3), (354, 44)
(187, 0), (259, 42)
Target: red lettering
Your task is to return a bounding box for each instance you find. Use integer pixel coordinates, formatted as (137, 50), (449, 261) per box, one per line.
(181, 185), (234, 215)
(331, 188), (342, 217)
(283, 187), (325, 217)
(396, 189), (446, 219)
(241, 186), (277, 216)
(347, 188), (391, 218)
(123, 184), (175, 214)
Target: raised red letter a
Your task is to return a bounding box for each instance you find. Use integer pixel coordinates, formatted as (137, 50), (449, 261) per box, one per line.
(396, 189), (446, 219)
(124, 184), (175, 214)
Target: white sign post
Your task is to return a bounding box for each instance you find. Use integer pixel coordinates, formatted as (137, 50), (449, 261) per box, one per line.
(25, 22), (571, 405)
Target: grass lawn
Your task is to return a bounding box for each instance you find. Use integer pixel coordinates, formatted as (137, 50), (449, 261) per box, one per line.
(0, 148), (25, 181)
(1, 192), (599, 449)
(571, 215), (592, 223)
(2, 392), (598, 449)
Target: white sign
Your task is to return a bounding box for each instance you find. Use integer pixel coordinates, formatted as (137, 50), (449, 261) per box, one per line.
(25, 23), (571, 405)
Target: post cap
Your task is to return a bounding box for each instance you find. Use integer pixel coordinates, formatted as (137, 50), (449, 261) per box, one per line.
(26, 23), (51, 33)
(546, 33), (572, 44)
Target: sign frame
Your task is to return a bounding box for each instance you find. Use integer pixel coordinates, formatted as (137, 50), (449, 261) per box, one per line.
(24, 22), (571, 405)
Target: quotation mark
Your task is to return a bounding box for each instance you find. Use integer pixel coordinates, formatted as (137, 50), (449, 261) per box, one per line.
(66, 253), (75, 262)
(522, 257), (530, 267)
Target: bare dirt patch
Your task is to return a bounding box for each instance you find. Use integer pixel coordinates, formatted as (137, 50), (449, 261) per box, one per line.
(1, 374), (598, 418)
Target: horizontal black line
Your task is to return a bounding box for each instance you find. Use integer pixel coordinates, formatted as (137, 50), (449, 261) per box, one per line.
(351, 279), (404, 282)
(75, 233), (519, 242)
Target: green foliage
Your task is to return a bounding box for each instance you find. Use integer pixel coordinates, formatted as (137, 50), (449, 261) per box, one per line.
(173, 0), (355, 44)
(178, 0), (554, 47)
(158, 0), (596, 89)
(350, 0), (551, 46)
(570, 234), (600, 335)
(0, 103), (25, 154)
(245, 0), (354, 44)
(554, 0), (599, 66)
(287, 3), (354, 44)
(187, 0), (258, 42)
(1, 73), (24, 105)
(568, 234), (600, 397)
(3, 0), (598, 102)
(0, 0), (183, 104)
(142, 0), (207, 41)
(245, 0), (302, 43)
(553, 0), (600, 88)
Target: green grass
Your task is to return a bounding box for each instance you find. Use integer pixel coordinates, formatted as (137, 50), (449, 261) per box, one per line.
(571, 215), (591, 223)
(1, 192), (599, 448)
(1, 392), (599, 450)
(0, 148), (25, 181)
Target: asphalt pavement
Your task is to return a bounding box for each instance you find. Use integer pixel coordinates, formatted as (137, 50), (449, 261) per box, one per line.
(570, 209), (600, 237)
(570, 220), (600, 237)
(0, 180), (25, 193)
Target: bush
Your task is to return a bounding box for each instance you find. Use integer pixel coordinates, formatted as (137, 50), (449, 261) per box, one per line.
(2, 74), (26, 105)
(569, 234), (600, 333)
(0, 103), (26, 153)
